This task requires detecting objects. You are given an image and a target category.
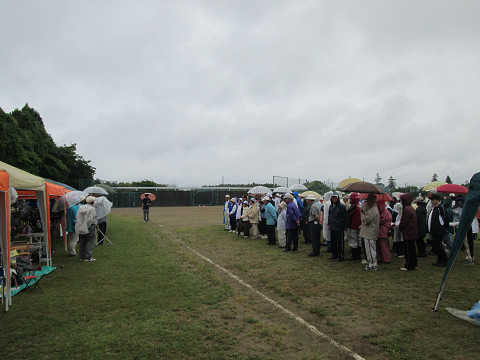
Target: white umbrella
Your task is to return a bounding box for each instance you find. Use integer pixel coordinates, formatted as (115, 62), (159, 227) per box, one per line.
(93, 196), (113, 219)
(9, 187), (18, 204)
(289, 184), (307, 191)
(52, 191), (89, 212)
(247, 186), (271, 194)
(83, 186), (109, 196)
(273, 186), (291, 193)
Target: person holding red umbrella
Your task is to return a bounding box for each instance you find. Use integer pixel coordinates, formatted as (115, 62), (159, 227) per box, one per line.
(141, 193), (153, 222)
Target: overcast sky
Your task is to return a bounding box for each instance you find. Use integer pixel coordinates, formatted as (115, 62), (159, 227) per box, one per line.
(1, 1), (479, 187)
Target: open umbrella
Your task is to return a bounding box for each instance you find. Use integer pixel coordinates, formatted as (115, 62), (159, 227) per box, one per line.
(10, 187), (18, 204)
(84, 186), (109, 196)
(272, 186), (291, 193)
(140, 193), (156, 201)
(360, 192), (393, 202)
(436, 184), (468, 194)
(300, 190), (322, 199)
(247, 186), (271, 194)
(337, 177), (362, 189)
(96, 183), (116, 195)
(341, 181), (383, 194)
(93, 196), (113, 219)
(289, 184), (307, 191)
(52, 191), (89, 212)
(422, 181), (447, 191)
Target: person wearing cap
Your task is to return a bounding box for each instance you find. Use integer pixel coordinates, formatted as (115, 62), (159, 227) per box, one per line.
(428, 193), (449, 266)
(76, 196), (97, 261)
(277, 202), (287, 248)
(240, 201), (251, 237)
(235, 198), (243, 235)
(284, 193), (301, 252)
(228, 198), (237, 233)
(306, 195), (321, 257)
(328, 192), (348, 261)
(359, 193), (380, 271)
(263, 197), (277, 245)
(413, 196), (427, 257)
(346, 193), (362, 260)
(223, 195), (231, 231)
(399, 193), (418, 271)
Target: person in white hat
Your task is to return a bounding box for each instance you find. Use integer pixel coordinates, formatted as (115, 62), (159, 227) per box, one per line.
(277, 202), (287, 248)
(75, 196), (97, 261)
(263, 197), (277, 245)
(223, 195), (231, 231)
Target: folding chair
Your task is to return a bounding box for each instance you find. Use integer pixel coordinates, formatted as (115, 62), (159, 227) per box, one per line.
(22, 270), (42, 292)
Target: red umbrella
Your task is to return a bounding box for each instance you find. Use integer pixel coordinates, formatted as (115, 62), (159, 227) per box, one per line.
(436, 184), (468, 194)
(140, 193), (156, 201)
(359, 193), (393, 202)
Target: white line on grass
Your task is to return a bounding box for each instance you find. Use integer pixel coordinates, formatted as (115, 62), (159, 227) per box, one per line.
(181, 242), (366, 360)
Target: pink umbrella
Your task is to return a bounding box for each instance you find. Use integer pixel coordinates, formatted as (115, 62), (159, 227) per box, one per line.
(140, 193), (156, 201)
(436, 184), (468, 194)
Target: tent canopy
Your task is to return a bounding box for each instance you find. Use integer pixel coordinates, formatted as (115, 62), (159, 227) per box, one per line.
(0, 161), (45, 191)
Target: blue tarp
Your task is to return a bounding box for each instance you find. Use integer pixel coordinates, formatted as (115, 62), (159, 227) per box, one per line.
(11, 266), (56, 296)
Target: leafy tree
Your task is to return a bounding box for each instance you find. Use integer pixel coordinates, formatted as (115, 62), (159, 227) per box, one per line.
(0, 104), (95, 188)
(396, 185), (421, 195)
(304, 180), (330, 195)
(431, 173), (438, 182)
(387, 176), (397, 192)
(445, 175), (452, 184)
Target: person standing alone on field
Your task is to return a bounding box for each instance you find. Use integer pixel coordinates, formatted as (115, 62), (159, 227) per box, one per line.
(142, 194), (152, 223)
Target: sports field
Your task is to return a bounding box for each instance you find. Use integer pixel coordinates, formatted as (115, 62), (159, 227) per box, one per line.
(3, 206), (479, 360)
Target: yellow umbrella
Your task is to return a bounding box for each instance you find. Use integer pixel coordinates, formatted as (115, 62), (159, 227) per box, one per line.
(422, 181), (447, 191)
(337, 177), (362, 189)
(300, 191), (322, 199)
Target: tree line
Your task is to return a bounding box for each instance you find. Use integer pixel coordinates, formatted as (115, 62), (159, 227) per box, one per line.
(0, 104), (95, 189)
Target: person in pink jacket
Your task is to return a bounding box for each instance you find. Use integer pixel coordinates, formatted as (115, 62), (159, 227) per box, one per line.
(377, 201), (392, 264)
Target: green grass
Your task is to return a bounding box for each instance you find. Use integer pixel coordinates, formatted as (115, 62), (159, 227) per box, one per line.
(2, 215), (236, 359)
(3, 208), (480, 360)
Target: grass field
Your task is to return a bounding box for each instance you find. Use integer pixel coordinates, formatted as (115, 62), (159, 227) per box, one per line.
(2, 206), (479, 360)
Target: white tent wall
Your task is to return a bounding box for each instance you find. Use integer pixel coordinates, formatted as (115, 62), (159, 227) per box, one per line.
(35, 190), (50, 266)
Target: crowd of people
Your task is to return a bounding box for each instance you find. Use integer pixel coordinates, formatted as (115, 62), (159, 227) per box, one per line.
(223, 188), (480, 272)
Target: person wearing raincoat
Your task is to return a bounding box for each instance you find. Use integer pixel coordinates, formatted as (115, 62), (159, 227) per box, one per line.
(321, 191), (333, 252)
(76, 196), (97, 261)
(391, 203), (404, 258)
(277, 202), (287, 248)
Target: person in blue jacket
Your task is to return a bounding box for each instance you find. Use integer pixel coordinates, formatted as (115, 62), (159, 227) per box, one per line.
(66, 203), (80, 256)
(263, 196), (278, 246)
